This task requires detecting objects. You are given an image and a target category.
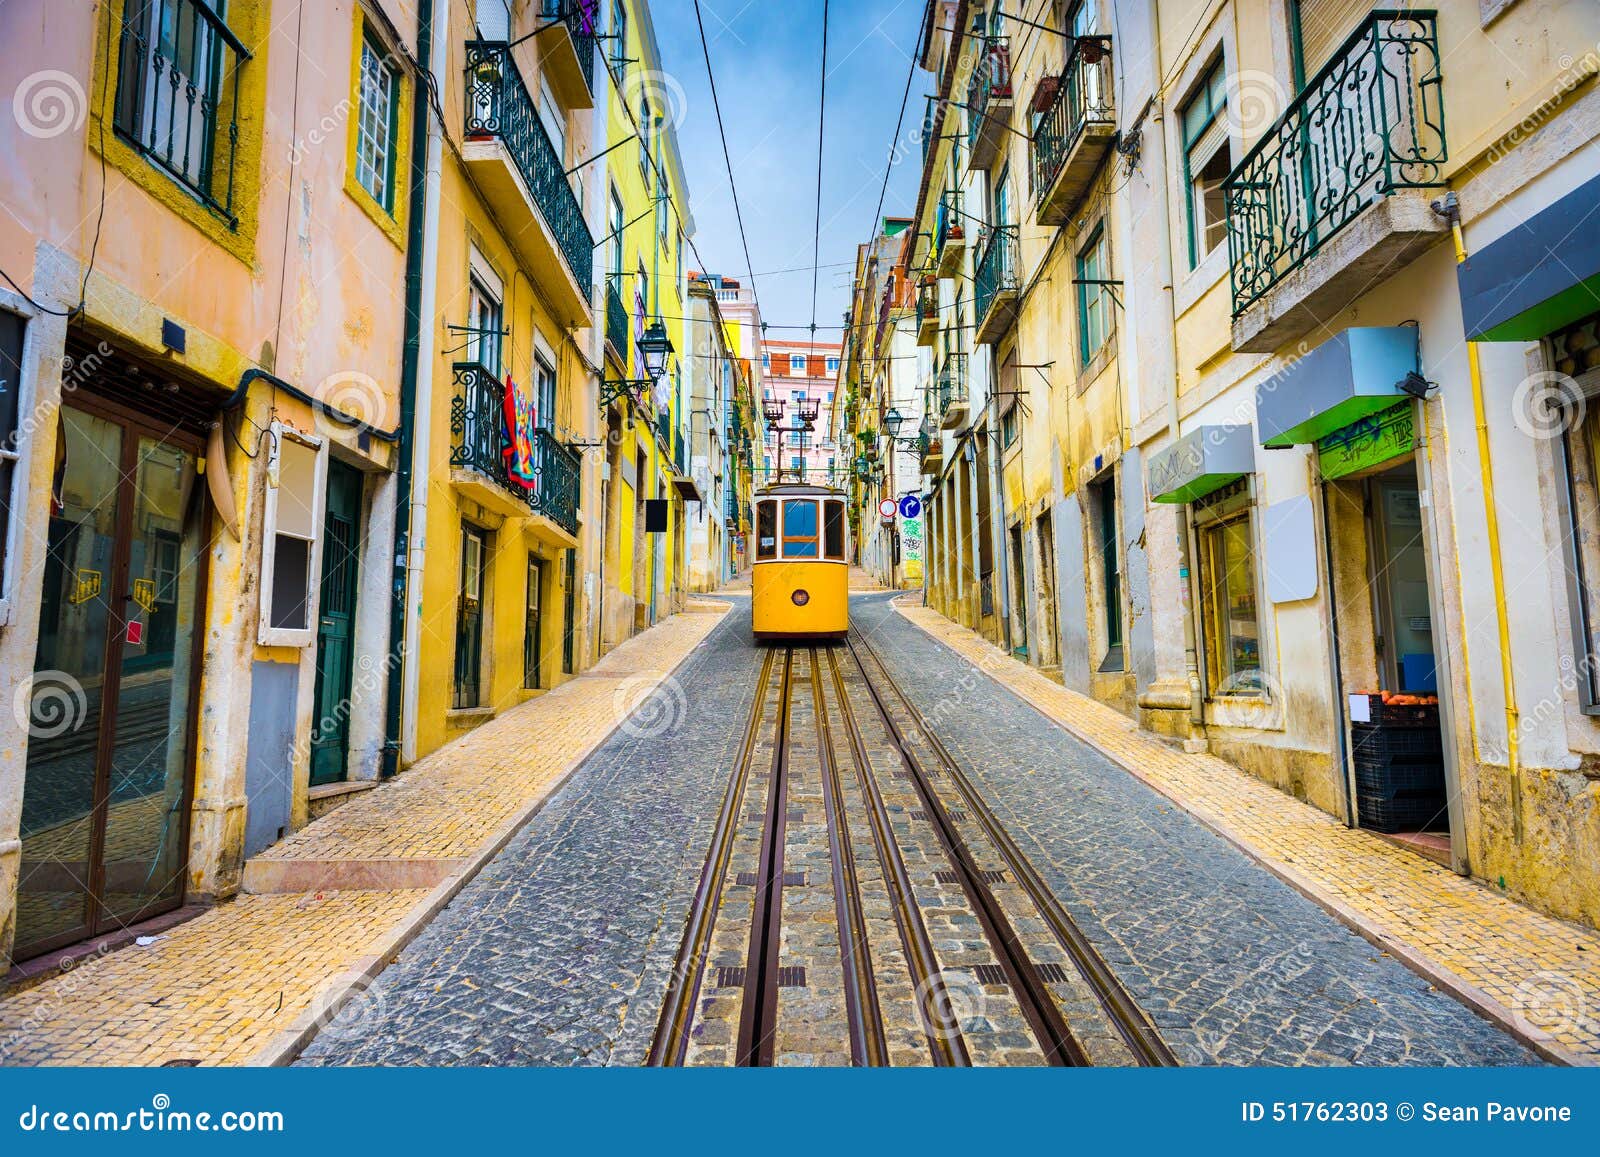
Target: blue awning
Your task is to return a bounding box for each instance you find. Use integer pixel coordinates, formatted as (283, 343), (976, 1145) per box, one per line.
(1457, 172), (1600, 342)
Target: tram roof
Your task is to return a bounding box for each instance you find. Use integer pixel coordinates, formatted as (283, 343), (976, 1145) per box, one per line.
(755, 482), (845, 498)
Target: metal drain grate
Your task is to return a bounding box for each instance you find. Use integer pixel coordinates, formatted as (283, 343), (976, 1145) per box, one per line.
(934, 870), (959, 886)
(777, 966), (808, 988)
(1034, 962), (1070, 984)
(736, 871), (758, 887)
(782, 871), (807, 887)
(910, 810), (929, 821)
(947, 809), (968, 822)
(715, 966), (747, 988)
(981, 869), (1007, 884)
(787, 809), (806, 823)
(973, 964), (1008, 986)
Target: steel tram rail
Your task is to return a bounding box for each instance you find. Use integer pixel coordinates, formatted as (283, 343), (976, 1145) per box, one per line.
(847, 628), (1179, 1068)
(823, 646), (970, 1066)
(810, 647), (889, 1066)
(734, 648), (797, 1066)
(648, 647), (781, 1066)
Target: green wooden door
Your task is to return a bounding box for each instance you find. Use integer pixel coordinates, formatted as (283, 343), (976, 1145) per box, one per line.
(310, 461), (362, 786)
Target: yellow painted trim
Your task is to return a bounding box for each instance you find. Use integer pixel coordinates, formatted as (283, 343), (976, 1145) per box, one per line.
(343, 8), (412, 252)
(87, 0), (266, 265)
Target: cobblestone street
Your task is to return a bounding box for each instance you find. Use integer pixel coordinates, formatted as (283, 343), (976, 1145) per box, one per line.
(291, 593), (1560, 1067)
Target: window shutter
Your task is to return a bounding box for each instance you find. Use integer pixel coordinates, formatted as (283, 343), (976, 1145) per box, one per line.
(1293, 0), (1371, 79)
(475, 0), (510, 40)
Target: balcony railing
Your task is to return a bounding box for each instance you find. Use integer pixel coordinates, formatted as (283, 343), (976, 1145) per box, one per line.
(451, 360), (582, 535)
(921, 94), (941, 164)
(974, 225), (1020, 331)
(965, 37), (1013, 155)
(465, 41), (595, 291)
(540, 1), (597, 91)
(1223, 11), (1445, 316)
(605, 275), (629, 360)
(935, 353), (969, 415)
(113, 0), (250, 228)
(916, 278), (939, 345)
(1031, 36), (1115, 220)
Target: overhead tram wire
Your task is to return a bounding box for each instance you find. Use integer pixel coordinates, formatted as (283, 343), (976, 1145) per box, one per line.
(808, 0), (832, 365)
(690, 0), (770, 339)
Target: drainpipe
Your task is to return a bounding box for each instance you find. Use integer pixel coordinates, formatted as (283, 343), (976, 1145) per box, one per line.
(1144, 4), (1205, 746)
(384, 0), (447, 775)
(1437, 188), (1523, 842)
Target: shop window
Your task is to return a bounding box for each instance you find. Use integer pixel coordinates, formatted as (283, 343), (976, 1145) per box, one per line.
(0, 310), (23, 624)
(1092, 476), (1121, 670)
(259, 426), (327, 646)
(1180, 59), (1230, 266)
(1551, 311), (1600, 713)
(1194, 480), (1264, 696)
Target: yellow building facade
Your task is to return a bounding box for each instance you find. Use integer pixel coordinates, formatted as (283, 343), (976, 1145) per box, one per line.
(893, 0), (1600, 928)
(0, 0), (417, 964)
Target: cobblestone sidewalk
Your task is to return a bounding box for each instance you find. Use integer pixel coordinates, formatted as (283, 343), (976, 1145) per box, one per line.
(0, 603), (730, 1067)
(894, 598), (1600, 1064)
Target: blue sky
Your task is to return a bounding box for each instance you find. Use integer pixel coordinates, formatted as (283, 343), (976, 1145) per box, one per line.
(651, 0), (927, 342)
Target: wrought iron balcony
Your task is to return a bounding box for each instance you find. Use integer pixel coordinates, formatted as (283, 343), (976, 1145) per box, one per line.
(605, 275), (629, 362)
(966, 36), (1014, 171)
(539, 1), (597, 96)
(113, 0), (250, 228)
(974, 225), (1020, 345)
(1031, 36), (1116, 226)
(916, 278), (939, 347)
(464, 41), (595, 315)
(450, 360), (582, 535)
(1223, 11), (1445, 319)
(936, 353), (969, 430)
(935, 190), (967, 277)
(921, 94), (941, 165)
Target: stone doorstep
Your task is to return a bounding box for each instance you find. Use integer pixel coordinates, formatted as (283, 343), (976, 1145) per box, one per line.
(889, 596), (1595, 1069)
(3, 904), (211, 996)
(242, 858), (469, 894)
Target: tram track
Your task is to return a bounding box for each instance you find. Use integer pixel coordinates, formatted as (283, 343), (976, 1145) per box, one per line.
(650, 625), (1176, 1068)
(846, 628), (1178, 1069)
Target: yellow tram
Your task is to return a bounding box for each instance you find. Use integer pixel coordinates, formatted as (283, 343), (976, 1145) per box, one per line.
(751, 483), (850, 640)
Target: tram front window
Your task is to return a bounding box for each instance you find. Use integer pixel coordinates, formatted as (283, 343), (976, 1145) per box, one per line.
(756, 502), (777, 560)
(782, 500), (819, 558)
(824, 501), (845, 560)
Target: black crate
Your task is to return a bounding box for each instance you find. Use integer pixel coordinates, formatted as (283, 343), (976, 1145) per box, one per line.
(1351, 694), (1440, 727)
(1358, 793), (1450, 834)
(1355, 757), (1445, 799)
(1350, 721), (1442, 760)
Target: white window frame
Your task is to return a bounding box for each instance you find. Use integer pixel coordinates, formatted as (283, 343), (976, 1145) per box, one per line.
(0, 292), (40, 630)
(258, 422), (329, 647)
(790, 354), (807, 374)
(355, 33), (398, 211)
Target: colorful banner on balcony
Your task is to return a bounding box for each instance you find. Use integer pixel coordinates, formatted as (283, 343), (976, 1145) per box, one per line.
(500, 373), (539, 493)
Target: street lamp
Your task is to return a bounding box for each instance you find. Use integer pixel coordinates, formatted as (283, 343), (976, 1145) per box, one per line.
(882, 407), (905, 438)
(599, 317), (675, 409)
(637, 319), (674, 381)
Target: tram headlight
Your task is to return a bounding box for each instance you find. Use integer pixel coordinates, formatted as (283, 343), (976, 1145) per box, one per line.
(791, 589), (810, 606)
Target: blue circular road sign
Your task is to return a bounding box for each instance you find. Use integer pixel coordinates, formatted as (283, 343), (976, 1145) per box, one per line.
(898, 495), (922, 520)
